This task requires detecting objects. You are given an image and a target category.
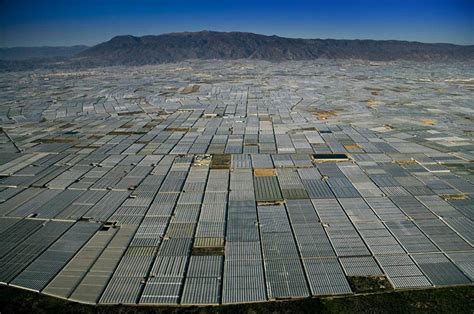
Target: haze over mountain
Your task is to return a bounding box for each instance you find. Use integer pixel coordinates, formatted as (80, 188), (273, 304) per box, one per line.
(1, 31), (473, 71)
(0, 46), (88, 61)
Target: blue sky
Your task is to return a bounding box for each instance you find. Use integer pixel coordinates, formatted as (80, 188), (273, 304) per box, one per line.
(0, 0), (473, 47)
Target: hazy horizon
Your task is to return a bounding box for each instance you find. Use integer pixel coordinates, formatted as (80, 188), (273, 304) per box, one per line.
(2, 29), (474, 49)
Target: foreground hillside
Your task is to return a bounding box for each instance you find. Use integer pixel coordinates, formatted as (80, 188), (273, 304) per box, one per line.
(1, 285), (473, 314)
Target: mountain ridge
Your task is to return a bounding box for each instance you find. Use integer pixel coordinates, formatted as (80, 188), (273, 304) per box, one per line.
(1, 31), (473, 71)
(75, 31), (474, 65)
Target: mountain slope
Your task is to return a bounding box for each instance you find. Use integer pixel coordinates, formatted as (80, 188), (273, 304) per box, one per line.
(76, 31), (474, 65)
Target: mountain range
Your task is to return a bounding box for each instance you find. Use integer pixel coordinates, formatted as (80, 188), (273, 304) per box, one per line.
(1, 31), (473, 71)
